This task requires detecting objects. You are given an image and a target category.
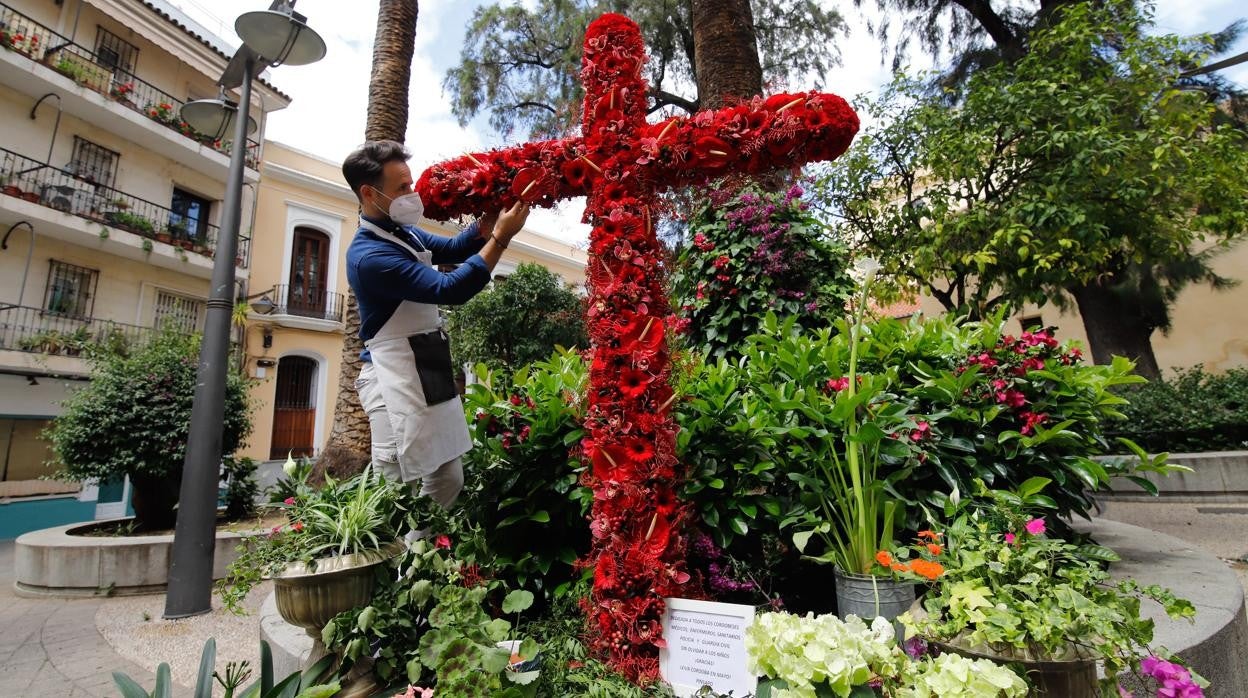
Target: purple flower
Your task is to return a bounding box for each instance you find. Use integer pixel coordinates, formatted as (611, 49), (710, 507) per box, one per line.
(903, 637), (930, 660)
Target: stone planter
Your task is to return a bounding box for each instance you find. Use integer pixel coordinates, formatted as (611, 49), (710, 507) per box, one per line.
(274, 542), (402, 657)
(834, 567), (915, 630)
(273, 542), (402, 698)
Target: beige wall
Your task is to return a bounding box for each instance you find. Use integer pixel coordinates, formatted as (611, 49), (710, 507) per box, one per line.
(911, 242), (1248, 374)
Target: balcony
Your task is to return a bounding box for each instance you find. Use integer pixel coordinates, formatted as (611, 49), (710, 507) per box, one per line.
(0, 147), (250, 270)
(0, 3), (261, 179)
(252, 284), (345, 332)
(0, 303), (156, 375)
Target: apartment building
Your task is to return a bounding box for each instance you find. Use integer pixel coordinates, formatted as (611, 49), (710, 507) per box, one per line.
(0, 0), (288, 537)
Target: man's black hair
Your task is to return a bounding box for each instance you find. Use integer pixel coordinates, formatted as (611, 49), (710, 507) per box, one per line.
(342, 140), (411, 198)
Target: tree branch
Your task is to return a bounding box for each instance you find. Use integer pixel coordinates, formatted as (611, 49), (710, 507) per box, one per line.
(649, 88), (698, 113)
(949, 0), (1022, 59)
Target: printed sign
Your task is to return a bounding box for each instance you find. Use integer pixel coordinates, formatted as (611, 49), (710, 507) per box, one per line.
(660, 598), (758, 697)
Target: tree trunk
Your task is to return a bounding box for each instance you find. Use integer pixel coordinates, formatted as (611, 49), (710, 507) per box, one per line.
(1071, 279), (1162, 380)
(690, 0), (763, 108)
(319, 0), (419, 478)
(365, 0), (419, 141)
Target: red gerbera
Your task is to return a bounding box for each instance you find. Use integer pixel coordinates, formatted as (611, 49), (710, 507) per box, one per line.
(561, 157), (596, 190)
(623, 437), (655, 463)
(618, 368), (652, 398)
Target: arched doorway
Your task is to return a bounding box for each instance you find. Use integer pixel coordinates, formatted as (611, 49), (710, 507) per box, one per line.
(270, 356), (318, 460)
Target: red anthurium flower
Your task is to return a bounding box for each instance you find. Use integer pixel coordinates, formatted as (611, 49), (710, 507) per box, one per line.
(693, 136), (734, 170)
(591, 443), (631, 479)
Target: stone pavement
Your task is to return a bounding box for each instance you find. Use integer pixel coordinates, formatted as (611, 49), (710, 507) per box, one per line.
(0, 540), (173, 698)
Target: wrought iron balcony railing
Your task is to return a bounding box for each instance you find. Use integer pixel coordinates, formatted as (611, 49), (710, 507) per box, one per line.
(0, 147), (251, 267)
(0, 2), (261, 169)
(0, 303), (155, 357)
(271, 284), (345, 323)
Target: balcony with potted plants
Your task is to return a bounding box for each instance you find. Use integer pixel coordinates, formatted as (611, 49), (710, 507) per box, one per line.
(0, 302), (153, 375)
(0, 2), (263, 182)
(0, 147), (251, 278)
(251, 283), (346, 332)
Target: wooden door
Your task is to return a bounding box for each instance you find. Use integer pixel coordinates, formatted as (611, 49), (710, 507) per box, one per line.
(289, 227), (329, 317)
(270, 356), (317, 459)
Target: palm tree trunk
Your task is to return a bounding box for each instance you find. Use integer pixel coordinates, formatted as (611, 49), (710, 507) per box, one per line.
(319, 0), (419, 477)
(690, 0), (763, 108)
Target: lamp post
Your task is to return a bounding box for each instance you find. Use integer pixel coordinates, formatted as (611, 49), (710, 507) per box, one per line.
(164, 1), (324, 619)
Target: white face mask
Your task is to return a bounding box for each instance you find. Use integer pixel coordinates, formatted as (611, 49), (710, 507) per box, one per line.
(371, 187), (425, 227)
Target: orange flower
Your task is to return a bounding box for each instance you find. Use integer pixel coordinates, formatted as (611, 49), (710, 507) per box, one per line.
(890, 562), (911, 573)
(875, 550), (893, 567)
(917, 530), (943, 541)
(926, 543), (944, 556)
(910, 559), (945, 580)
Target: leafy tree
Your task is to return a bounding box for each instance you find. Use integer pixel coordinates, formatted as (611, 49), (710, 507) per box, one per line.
(47, 328), (252, 530)
(447, 262), (587, 374)
(444, 0), (845, 139)
(673, 183), (854, 358)
(816, 2), (1248, 378)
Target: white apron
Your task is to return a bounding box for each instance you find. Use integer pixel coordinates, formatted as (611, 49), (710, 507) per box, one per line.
(360, 219), (472, 481)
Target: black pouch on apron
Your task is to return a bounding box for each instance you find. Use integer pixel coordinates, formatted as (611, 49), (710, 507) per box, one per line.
(407, 331), (457, 406)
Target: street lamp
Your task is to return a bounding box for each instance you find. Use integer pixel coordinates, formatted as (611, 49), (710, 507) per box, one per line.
(164, 0), (324, 620)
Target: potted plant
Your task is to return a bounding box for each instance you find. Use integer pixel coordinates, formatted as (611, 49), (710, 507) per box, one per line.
(219, 464), (408, 660)
(902, 485), (1203, 697)
(62, 326), (92, 356)
(108, 81), (135, 106)
(161, 219), (186, 244)
(1, 170), (20, 198)
(784, 257), (917, 623)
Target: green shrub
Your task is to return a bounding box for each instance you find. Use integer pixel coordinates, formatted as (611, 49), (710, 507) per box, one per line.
(447, 262), (587, 376)
(457, 349), (589, 598)
(46, 327), (251, 529)
(1110, 366), (1248, 453)
(671, 183), (854, 359)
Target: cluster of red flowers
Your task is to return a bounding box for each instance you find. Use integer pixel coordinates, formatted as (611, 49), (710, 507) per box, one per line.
(960, 329), (1084, 435)
(574, 14), (690, 684)
(414, 34), (858, 223)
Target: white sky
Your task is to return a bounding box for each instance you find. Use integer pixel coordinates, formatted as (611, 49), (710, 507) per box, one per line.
(171, 0), (1248, 247)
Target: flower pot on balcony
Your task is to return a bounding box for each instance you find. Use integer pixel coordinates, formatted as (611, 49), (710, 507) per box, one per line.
(20, 192), (39, 204)
(2, 185), (22, 198)
(155, 232), (173, 245)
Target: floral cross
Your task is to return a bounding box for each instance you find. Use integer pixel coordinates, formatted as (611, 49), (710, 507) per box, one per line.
(416, 13), (859, 681)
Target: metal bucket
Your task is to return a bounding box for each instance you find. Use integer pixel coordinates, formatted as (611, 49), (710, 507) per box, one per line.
(834, 568), (916, 634)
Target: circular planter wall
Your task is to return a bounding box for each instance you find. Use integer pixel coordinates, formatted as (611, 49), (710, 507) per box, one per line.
(14, 519), (252, 597)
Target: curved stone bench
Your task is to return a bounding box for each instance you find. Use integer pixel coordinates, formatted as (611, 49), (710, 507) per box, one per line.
(14, 519), (249, 597)
(1075, 519), (1248, 697)
(258, 519), (1248, 696)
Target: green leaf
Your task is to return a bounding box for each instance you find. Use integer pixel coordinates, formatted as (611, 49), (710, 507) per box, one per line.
(112, 672), (151, 698)
(154, 663), (174, 698)
(529, 510), (551, 523)
(793, 530), (814, 553)
(194, 638), (216, 697)
(262, 672), (302, 698)
(503, 589), (535, 614)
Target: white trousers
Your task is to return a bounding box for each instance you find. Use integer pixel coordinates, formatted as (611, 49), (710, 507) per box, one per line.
(355, 361), (463, 508)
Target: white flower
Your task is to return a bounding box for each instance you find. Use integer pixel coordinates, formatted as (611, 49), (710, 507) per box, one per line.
(283, 453), (297, 477)
(851, 257), (882, 284)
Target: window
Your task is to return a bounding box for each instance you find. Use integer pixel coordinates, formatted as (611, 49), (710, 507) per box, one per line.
(69, 137), (119, 188)
(0, 418), (59, 483)
(170, 188), (212, 241)
(1020, 315), (1044, 333)
(289, 227), (330, 317)
(154, 290), (204, 333)
(94, 27), (138, 76)
(43, 261), (98, 319)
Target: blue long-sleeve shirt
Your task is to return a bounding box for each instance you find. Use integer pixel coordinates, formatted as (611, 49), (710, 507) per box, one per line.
(347, 215), (490, 361)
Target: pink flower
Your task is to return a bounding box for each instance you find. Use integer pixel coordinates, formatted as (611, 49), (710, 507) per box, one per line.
(1004, 532), (1016, 545)
(1024, 518), (1046, 536)
(910, 421), (931, 442)
(825, 377), (850, 393)
(435, 534), (452, 550)
(292, 521), (303, 532)
(283, 497), (295, 505)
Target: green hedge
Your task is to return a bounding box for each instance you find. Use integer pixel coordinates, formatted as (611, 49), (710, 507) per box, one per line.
(1110, 366), (1248, 453)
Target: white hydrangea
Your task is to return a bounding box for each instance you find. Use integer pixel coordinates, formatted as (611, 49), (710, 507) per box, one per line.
(894, 652), (1028, 698)
(745, 612), (901, 698)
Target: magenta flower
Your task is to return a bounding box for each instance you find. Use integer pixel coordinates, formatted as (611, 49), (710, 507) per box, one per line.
(1004, 532), (1017, 545)
(1024, 518), (1046, 536)
(283, 497), (295, 506)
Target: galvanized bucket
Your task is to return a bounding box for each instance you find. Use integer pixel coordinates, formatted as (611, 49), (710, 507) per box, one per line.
(834, 567), (916, 635)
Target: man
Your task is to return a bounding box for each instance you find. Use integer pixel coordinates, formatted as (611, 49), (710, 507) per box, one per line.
(342, 140), (530, 508)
